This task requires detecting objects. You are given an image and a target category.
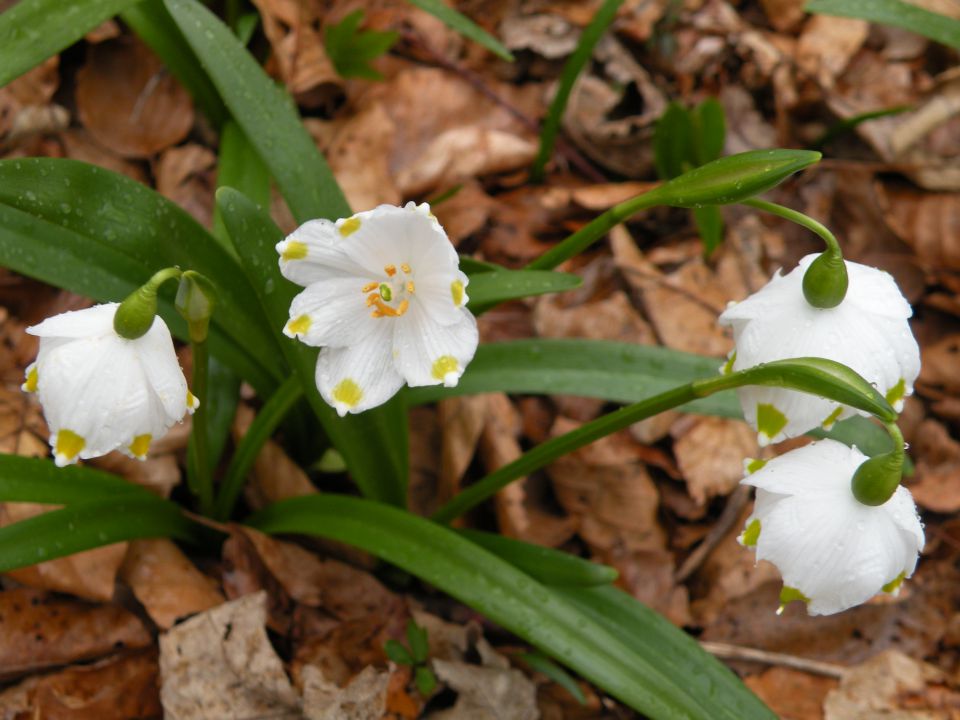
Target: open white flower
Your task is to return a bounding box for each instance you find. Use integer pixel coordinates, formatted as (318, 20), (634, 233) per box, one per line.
(277, 202), (478, 416)
(23, 303), (198, 466)
(719, 254), (920, 445)
(739, 439), (923, 616)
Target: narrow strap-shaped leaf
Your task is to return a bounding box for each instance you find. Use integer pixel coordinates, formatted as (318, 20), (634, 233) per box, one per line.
(164, 0), (350, 223)
(247, 495), (773, 719)
(0, 455), (155, 504)
(406, 0), (514, 61)
(216, 188), (408, 506)
(121, 0), (227, 127)
(0, 0), (142, 86)
(0, 498), (202, 573)
(465, 270), (582, 312)
(806, 0), (960, 49)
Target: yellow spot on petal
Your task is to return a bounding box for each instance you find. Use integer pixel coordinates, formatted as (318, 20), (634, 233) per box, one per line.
(332, 378), (363, 410)
(744, 457), (767, 475)
(129, 433), (152, 459)
(22, 366), (38, 393)
(339, 217), (361, 237)
(431, 355), (460, 382)
(822, 406), (843, 429)
(739, 518), (761, 547)
(281, 241), (308, 261)
(450, 280), (464, 307)
(756, 403), (787, 446)
(882, 571), (906, 594)
(885, 378), (907, 409)
(776, 586), (810, 615)
(55, 429), (85, 463)
(285, 314), (312, 337)
(186, 391), (199, 412)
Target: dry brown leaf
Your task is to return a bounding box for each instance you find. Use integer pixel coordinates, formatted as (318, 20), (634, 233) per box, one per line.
(408, 405), (443, 516)
(120, 538), (224, 629)
(907, 419), (960, 513)
(0, 502), (127, 602)
(918, 334), (960, 396)
(501, 14), (580, 59)
(744, 666), (838, 720)
(59, 128), (149, 183)
(796, 15), (869, 90)
(302, 664), (390, 720)
(672, 416), (758, 506)
(429, 657), (538, 720)
(0, 649), (161, 720)
(0, 55), (61, 144)
(155, 143), (216, 227)
(439, 394), (488, 502)
(76, 36), (193, 158)
(876, 182), (960, 272)
(758, 0), (806, 31)
(159, 591), (301, 720)
(534, 289), (656, 346)
(0, 588), (151, 680)
(431, 180), (495, 247)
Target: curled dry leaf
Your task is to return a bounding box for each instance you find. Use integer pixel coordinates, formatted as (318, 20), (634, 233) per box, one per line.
(159, 591), (302, 720)
(0, 502), (127, 602)
(76, 36), (193, 158)
(120, 538), (225, 630)
(796, 15), (869, 90)
(0, 55), (61, 143)
(0, 588), (151, 680)
(0, 649), (161, 720)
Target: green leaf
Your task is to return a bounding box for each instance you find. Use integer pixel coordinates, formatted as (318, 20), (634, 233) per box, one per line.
(164, 0), (350, 223)
(121, 0), (228, 128)
(0, 0), (141, 87)
(406, 0), (514, 61)
(516, 651), (586, 704)
(806, 0), (960, 49)
(693, 205), (724, 256)
(531, 0), (623, 181)
(216, 188), (409, 506)
(692, 98), (726, 166)
(0, 158), (280, 393)
(324, 10), (398, 81)
(811, 105), (911, 150)
(414, 665), (437, 696)
(555, 584), (772, 719)
(247, 494), (773, 719)
(0, 454), (155, 504)
(465, 270), (582, 311)
(459, 529), (618, 586)
(0, 497), (202, 573)
(653, 102), (694, 180)
(651, 149), (822, 208)
(406, 620), (430, 664)
(385, 639), (414, 666)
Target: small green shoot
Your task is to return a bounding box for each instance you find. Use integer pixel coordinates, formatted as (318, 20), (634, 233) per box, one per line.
(324, 10), (399, 81)
(385, 619), (438, 697)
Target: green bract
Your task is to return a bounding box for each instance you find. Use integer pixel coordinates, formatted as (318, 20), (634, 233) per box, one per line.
(802, 250), (849, 309)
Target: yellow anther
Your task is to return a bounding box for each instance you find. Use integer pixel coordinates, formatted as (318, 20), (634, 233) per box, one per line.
(55, 429), (85, 463)
(129, 433), (152, 459)
(369, 297), (409, 318)
(361, 281), (379, 293)
(406, 281), (415, 293)
(22, 366), (38, 393)
(339, 217), (361, 236)
(281, 241), (308, 261)
(384, 264), (397, 277)
(400, 263), (411, 274)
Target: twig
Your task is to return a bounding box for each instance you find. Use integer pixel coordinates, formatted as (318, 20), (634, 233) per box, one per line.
(700, 641), (847, 679)
(675, 485), (750, 583)
(400, 30), (607, 183)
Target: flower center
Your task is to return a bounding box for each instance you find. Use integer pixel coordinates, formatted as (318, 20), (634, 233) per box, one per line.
(362, 263), (416, 318)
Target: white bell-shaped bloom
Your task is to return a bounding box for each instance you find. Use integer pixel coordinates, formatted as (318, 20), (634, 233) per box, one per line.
(23, 303), (198, 466)
(739, 439), (923, 616)
(719, 254), (920, 446)
(277, 202), (478, 416)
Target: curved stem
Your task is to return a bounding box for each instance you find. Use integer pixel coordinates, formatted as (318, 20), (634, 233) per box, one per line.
(741, 198), (842, 257)
(212, 375), (303, 521)
(884, 421), (904, 455)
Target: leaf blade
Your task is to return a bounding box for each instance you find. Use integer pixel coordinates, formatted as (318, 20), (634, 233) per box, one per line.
(406, 0), (514, 61)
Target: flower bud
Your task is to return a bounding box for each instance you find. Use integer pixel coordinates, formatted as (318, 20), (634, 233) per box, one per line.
(114, 268), (183, 340)
(175, 271), (217, 343)
(802, 250), (848, 309)
(851, 448), (904, 506)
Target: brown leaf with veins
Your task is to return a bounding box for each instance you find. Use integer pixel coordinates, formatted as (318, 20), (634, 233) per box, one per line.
(672, 416), (759, 506)
(744, 667), (837, 720)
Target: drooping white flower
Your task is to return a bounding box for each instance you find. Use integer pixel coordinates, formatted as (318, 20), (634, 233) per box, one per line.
(719, 254), (920, 446)
(277, 202), (478, 416)
(23, 303), (198, 466)
(739, 439), (923, 616)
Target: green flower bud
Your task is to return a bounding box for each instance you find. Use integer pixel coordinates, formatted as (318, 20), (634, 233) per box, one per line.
(803, 250), (848, 309)
(851, 449), (904, 506)
(175, 271), (217, 343)
(113, 268), (183, 340)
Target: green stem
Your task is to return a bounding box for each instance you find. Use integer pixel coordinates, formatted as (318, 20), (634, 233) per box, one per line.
(212, 375), (304, 521)
(188, 339), (213, 515)
(741, 198), (842, 257)
(526, 189), (662, 271)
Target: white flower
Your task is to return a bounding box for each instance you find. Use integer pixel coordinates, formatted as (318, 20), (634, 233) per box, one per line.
(277, 202), (478, 416)
(23, 303), (198, 466)
(739, 439), (924, 616)
(719, 254), (920, 446)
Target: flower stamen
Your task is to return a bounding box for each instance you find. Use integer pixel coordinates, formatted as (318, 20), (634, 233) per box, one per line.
(361, 281), (379, 293)
(400, 263), (411, 274)
(369, 297), (409, 318)
(384, 264), (397, 277)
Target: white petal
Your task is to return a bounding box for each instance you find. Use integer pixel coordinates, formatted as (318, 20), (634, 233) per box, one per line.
(413, 269), (469, 326)
(136, 316), (191, 427)
(393, 302), (478, 388)
(277, 218), (373, 287)
(315, 321), (404, 415)
(27, 303), (117, 338)
(284, 277), (378, 348)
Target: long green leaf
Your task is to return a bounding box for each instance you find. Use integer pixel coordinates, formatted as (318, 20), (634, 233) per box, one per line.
(248, 495), (773, 719)
(466, 270), (581, 311)
(0, 158), (281, 391)
(0, 455), (155, 504)
(164, 0), (349, 223)
(216, 188), (408, 506)
(806, 0), (960, 49)
(0, 498), (201, 573)
(0, 0), (142, 87)
(406, 0), (514, 61)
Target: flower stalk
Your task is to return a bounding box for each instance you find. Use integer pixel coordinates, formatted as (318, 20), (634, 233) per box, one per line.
(113, 267), (183, 339)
